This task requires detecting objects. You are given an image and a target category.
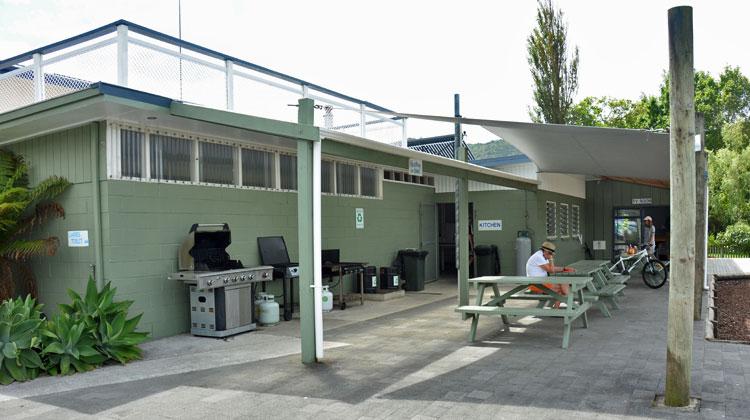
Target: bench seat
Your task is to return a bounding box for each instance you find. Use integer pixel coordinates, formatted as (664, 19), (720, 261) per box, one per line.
(455, 302), (591, 319)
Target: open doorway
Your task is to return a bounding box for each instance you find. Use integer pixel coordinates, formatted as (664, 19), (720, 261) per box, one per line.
(437, 202), (474, 277)
(613, 205), (670, 260)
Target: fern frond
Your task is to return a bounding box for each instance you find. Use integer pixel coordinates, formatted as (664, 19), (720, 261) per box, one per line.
(0, 237), (59, 261)
(29, 177), (70, 203)
(15, 202), (66, 235)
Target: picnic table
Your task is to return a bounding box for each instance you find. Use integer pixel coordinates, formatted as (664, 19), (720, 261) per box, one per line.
(566, 259), (610, 273)
(455, 276), (593, 349)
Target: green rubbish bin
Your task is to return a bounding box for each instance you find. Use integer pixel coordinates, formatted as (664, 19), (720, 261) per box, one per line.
(400, 249), (429, 291)
(475, 245), (500, 276)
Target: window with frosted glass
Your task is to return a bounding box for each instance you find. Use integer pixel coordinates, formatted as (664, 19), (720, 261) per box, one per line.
(571, 205), (581, 236)
(360, 166), (378, 197)
(280, 154), (297, 190)
(242, 148), (274, 188)
(559, 203), (569, 238)
(120, 129), (143, 178)
(336, 162), (357, 195)
(150, 134), (192, 182)
(199, 142), (234, 185)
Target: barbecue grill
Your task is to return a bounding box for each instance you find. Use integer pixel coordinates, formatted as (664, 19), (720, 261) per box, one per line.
(169, 223), (272, 338)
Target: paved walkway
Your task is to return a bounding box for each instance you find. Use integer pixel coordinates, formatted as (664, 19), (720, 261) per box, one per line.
(1, 261), (749, 419)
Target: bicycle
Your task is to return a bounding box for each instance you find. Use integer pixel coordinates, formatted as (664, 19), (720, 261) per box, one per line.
(609, 244), (668, 289)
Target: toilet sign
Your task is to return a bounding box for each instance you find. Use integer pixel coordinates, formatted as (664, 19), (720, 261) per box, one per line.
(355, 208), (364, 229)
(67, 230), (89, 247)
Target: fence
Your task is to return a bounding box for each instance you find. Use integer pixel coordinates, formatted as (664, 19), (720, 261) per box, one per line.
(708, 245), (750, 258)
(0, 20), (407, 146)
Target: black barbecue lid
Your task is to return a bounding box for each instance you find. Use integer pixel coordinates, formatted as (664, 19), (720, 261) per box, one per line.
(188, 223), (242, 270)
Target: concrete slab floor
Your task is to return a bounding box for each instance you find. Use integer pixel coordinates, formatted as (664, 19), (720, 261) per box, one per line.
(1, 264), (749, 419)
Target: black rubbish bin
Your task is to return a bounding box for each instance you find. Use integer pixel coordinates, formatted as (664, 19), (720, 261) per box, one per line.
(399, 249), (429, 291)
(475, 244), (500, 276)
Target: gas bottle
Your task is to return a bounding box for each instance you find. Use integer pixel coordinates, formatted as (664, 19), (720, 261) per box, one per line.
(322, 285), (334, 312)
(254, 292), (266, 320)
(258, 294), (280, 326)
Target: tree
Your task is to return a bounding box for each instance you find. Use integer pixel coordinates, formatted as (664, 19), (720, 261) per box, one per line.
(721, 120), (750, 151)
(0, 149), (70, 300)
(527, 0), (580, 124)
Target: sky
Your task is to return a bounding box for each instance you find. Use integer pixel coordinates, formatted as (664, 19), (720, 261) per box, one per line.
(0, 0), (746, 143)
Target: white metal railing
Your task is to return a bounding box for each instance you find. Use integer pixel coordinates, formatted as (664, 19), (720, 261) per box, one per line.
(0, 21), (407, 146)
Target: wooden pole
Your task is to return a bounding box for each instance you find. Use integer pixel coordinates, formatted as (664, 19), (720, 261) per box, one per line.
(694, 113), (707, 320)
(665, 5), (696, 407)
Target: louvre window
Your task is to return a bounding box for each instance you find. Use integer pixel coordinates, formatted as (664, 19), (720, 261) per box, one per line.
(322, 160), (334, 193)
(336, 162), (358, 195)
(360, 166), (378, 197)
(559, 203), (569, 238)
(383, 169), (434, 187)
(545, 201), (556, 239)
(242, 148), (275, 188)
(120, 129), (143, 178)
(200, 142), (234, 185)
(150, 134), (192, 182)
(571, 205), (581, 237)
(280, 154), (297, 190)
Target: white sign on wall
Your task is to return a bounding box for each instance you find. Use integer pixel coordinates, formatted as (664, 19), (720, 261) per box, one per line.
(68, 230), (89, 247)
(593, 240), (606, 250)
(355, 208), (364, 229)
(408, 159), (423, 176)
(477, 220), (503, 231)
(632, 198), (652, 205)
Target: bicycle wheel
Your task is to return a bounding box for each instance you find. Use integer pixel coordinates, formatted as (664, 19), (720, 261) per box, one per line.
(642, 260), (667, 289)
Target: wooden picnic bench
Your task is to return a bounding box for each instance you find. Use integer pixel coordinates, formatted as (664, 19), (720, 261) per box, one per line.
(456, 276), (593, 349)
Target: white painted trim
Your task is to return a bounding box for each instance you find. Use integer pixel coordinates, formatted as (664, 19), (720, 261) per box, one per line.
(359, 103), (366, 138)
(41, 37), (118, 66)
(233, 68), (304, 96)
(116, 25), (129, 86)
(128, 37), (225, 72)
(225, 60), (234, 111)
(32, 53), (44, 102)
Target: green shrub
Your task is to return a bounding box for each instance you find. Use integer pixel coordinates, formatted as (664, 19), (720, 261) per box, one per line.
(60, 277), (148, 364)
(0, 296), (45, 385)
(41, 313), (106, 375)
(715, 221), (750, 252)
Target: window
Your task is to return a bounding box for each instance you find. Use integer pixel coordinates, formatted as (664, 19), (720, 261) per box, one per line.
(120, 129), (143, 178)
(199, 142), (234, 185)
(322, 160), (334, 193)
(383, 169), (434, 187)
(559, 203), (569, 238)
(360, 166), (378, 197)
(279, 154), (297, 190)
(242, 148), (275, 188)
(571, 205), (581, 237)
(150, 134), (192, 182)
(545, 201), (556, 239)
(336, 162), (358, 195)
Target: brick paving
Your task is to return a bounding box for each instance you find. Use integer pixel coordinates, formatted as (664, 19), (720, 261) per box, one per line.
(0, 260), (748, 419)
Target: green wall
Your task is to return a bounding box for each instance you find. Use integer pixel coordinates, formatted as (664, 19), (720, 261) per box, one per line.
(435, 189), (585, 275)
(7, 124), (98, 318)
(585, 180), (669, 260)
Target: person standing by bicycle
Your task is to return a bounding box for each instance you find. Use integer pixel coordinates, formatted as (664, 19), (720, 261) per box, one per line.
(643, 216), (656, 256)
(526, 241), (574, 308)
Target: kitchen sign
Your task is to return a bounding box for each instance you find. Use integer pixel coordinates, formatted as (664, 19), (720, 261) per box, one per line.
(632, 198), (652, 205)
(408, 159), (423, 176)
(477, 220), (502, 231)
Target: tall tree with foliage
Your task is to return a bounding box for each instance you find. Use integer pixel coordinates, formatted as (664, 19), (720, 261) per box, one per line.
(0, 149), (70, 300)
(527, 0), (580, 124)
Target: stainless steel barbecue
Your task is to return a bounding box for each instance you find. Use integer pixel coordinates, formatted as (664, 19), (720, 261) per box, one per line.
(169, 223), (272, 338)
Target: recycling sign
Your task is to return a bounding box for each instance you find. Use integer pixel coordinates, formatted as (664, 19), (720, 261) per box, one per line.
(355, 208), (364, 229)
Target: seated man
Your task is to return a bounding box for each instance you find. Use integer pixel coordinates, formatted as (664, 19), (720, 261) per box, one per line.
(525, 241), (574, 308)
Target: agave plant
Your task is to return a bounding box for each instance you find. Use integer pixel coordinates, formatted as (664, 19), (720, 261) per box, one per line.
(60, 277), (148, 364)
(0, 149), (70, 300)
(0, 295), (45, 385)
(41, 313), (106, 375)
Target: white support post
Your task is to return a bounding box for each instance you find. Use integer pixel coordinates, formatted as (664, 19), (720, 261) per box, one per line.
(401, 118), (408, 148)
(117, 25), (129, 87)
(32, 53), (45, 102)
(360, 104), (366, 138)
(313, 139), (323, 359)
(302, 84), (309, 99)
(225, 60), (235, 111)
